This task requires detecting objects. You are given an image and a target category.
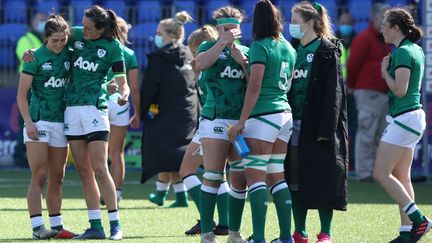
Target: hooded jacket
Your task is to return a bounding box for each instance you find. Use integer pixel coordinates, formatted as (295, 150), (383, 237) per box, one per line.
(286, 38), (349, 210)
(140, 43), (198, 183)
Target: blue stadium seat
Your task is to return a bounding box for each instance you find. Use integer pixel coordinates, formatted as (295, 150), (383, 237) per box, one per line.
(240, 21), (253, 45)
(175, 0), (196, 18)
(278, 0), (297, 22)
(386, 0), (407, 6)
(0, 46), (17, 69)
(349, 0), (371, 22)
(354, 21), (369, 33)
(240, 0), (255, 20)
(70, 0), (94, 25)
(319, 0), (337, 22)
(130, 22), (158, 67)
(183, 22), (199, 44)
(0, 24), (27, 43)
(104, 0), (128, 20)
(35, 0), (60, 15)
(206, 0), (232, 21)
(3, 0), (27, 23)
(137, 0), (162, 23)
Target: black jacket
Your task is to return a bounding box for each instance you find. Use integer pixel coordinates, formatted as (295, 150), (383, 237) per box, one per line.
(140, 43), (198, 183)
(285, 38), (349, 210)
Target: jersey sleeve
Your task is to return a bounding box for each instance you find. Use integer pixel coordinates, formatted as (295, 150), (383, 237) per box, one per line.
(126, 49), (138, 71)
(111, 40), (126, 76)
(22, 53), (38, 76)
(249, 42), (267, 65)
(197, 41), (215, 54)
(394, 47), (412, 70)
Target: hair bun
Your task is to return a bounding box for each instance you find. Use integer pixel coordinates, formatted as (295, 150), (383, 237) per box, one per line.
(175, 11), (193, 25)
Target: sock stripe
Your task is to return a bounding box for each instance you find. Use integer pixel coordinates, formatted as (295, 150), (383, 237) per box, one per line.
(404, 202), (415, 213)
(249, 185), (267, 194)
(30, 214), (42, 218)
(108, 209), (118, 213)
(48, 213), (61, 217)
(201, 185), (218, 194)
(182, 173), (197, 180)
(270, 180), (287, 194)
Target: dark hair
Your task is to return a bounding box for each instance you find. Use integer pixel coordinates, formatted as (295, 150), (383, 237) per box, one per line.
(385, 8), (423, 43)
(252, 0), (283, 40)
(292, 1), (334, 39)
(84, 5), (125, 43)
(44, 14), (71, 40)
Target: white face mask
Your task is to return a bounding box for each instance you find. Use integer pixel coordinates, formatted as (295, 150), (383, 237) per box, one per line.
(289, 24), (305, 39)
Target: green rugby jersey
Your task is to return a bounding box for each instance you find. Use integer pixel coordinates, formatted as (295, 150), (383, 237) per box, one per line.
(105, 45), (138, 99)
(249, 35), (296, 116)
(67, 26), (125, 109)
(22, 45), (72, 122)
(197, 71), (208, 106)
(197, 41), (249, 120)
(291, 38), (321, 120)
(388, 38), (424, 117)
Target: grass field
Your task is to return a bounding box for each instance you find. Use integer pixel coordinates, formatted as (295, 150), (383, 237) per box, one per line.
(0, 169), (431, 243)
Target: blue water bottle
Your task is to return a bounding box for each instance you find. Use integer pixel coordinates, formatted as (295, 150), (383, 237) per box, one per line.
(233, 134), (250, 158)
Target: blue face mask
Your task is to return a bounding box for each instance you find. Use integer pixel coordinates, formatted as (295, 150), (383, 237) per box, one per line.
(36, 21), (45, 33)
(289, 24), (305, 39)
(339, 25), (353, 37)
(154, 35), (164, 48)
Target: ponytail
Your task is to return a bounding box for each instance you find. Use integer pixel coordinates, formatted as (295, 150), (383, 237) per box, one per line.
(385, 8), (423, 43)
(106, 9), (126, 44)
(84, 5), (126, 42)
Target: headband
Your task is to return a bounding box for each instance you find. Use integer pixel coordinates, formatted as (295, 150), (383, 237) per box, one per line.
(312, 2), (323, 13)
(216, 17), (241, 26)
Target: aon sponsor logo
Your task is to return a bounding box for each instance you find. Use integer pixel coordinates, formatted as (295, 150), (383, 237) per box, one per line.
(74, 56), (99, 72)
(294, 69), (308, 79)
(44, 77), (66, 88)
(220, 66), (244, 79)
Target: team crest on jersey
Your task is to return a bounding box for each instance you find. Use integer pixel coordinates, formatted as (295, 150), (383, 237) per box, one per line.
(218, 52), (228, 60)
(97, 49), (107, 58)
(307, 54), (314, 63)
(64, 62), (70, 71)
(74, 41), (84, 50)
(42, 62), (53, 70)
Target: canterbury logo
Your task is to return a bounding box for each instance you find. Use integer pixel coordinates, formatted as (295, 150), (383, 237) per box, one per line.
(213, 127), (223, 134)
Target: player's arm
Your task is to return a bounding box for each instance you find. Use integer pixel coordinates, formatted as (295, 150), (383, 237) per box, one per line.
(17, 73), (38, 140)
(113, 60), (130, 106)
(128, 67), (140, 128)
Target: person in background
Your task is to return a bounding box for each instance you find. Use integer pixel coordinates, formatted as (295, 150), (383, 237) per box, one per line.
(102, 17), (140, 206)
(140, 11), (198, 208)
(17, 14), (76, 240)
(374, 7), (431, 243)
(286, 1), (348, 243)
(347, 3), (391, 182)
(14, 12), (47, 167)
(336, 11), (357, 167)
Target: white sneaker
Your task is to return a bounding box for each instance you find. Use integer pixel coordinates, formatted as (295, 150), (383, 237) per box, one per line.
(32, 225), (58, 239)
(201, 232), (219, 243)
(227, 230), (243, 243)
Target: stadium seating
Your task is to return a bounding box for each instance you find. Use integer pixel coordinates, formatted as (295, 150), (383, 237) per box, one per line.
(70, 0), (94, 25)
(278, 0), (298, 22)
(183, 22), (199, 43)
(349, 0), (371, 22)
(354, 21), (369, 33)
(137, 0), (162, 23)
(240, 21), (253, 45)
(36, 0), (61, 15)
(129, 22), (158, 67)
(175, 0), (196, 19)
(205, 0), (232, 22)
(3, 0), (27, 23)
(104, 0), (128, 20)
(0, 23), (26, 69)
(0, 23), (27, 43)
(386, 0), (407, 6)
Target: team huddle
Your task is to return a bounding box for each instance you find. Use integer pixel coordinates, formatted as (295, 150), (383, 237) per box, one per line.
(16, 0), (431, 243)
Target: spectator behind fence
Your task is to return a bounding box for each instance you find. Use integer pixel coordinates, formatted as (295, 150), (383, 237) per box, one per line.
(336, 11), (357, 168)
(347, 3), (391, 182)
(13, 12), (47, 167)
(140, 12), (198, 210)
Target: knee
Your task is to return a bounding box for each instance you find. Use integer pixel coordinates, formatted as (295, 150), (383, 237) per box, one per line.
(372, 169), (384, 184)
(93, 165), (109, 180)
(109, 147), (123, 160)
(32, 170), (47, 188)
(49, 171), (65, 186)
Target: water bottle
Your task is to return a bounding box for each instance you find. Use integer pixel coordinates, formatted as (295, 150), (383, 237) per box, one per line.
(232, 134), (250, 158)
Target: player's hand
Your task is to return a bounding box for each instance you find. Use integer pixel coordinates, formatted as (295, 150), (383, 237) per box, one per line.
(218, 25), (241, 46)
(22, 49), (35, 63)
(129, 113), (140, 128)
(25, 121), (39, 140)
(117, 94), (128, 106)
(106, 80), (119, 94)
(227, 122), (244, 142)
(231, 44), (247, 66)
(381, 54), (391, 78)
